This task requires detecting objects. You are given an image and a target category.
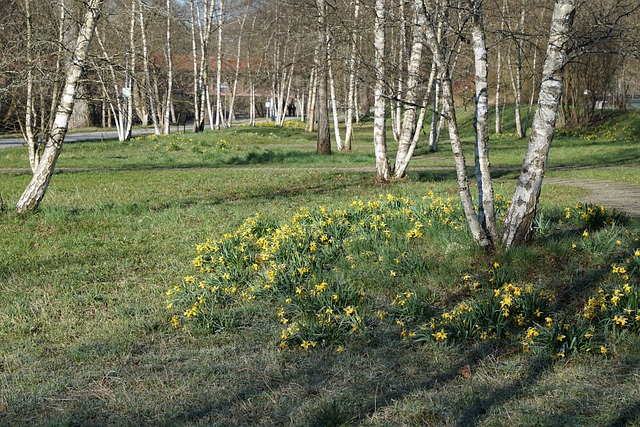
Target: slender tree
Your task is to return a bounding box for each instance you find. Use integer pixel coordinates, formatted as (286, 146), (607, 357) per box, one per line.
(16, 0), (105, 212)
(502, 0), (576, 248)
(315, 0), (331, 155)
(373, 0), (391, 181)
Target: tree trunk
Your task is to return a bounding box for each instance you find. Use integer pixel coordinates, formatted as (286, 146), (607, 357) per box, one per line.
(315, 0), (331, 155)
(227, 11), (246, 126)
(16, 0), (104, 213)
(373, 0), (391, 182)
(412, 60), (437, 146)
(422, 1), (490, 247)
(162, 0), (173, 135)
(138, 0), (161, 135)
(24, 0), (39, 172)
(502, 0), (576, 248)
(190, 0), (201, 131)
(327, 39), (342, 151)
(343, 0), (360, 152)
(495, 0), (507, 134)
(214, 0), (224, 129)
(471, 0), (498, 243)
(393, 0), (425, 179)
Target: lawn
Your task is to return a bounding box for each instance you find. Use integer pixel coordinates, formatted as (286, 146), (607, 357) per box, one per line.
(1, 113), (639, 426)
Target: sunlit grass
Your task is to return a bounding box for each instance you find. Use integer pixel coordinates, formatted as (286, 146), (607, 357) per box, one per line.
(1, 112), (639, 426)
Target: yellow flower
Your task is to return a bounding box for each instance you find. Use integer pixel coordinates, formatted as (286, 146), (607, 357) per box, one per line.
(300, 340), (317, 350)
(556, 334), (566, 342)
(614, 315), (628, 326)
(582, 230), (589, 238)
(336, 345), (346, 353)
(389, 270), (397, 277)
(432, 329), (448, 341)
(545, 317), (553, 327)
(600, 346), (607, 354)
(493, 262), (500, 269)
(344, 306), (355, 316)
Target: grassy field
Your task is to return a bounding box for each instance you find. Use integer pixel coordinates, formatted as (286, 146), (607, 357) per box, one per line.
(1, 111), (639, 426)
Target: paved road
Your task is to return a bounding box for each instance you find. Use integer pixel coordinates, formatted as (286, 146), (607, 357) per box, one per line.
(0, 117), (276, 149)
(0, 128), (158, 149)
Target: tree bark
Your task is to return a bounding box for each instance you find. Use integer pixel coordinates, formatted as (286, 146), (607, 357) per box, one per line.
(343, 0), (360, 152)
(471, 0), (498, 243)
(214, 0), (224, 129)
(502, 0), (576, 248)
(138, 0), (161, 135)
(494, 0), (507, 134)
(393, 0), (426, 179)
(16, 0), (104, 213)
(373, 0), (391, 181)
(162, 0), (173, 135)
(315, 0), (331, 155)
(423, 1), (490, 247)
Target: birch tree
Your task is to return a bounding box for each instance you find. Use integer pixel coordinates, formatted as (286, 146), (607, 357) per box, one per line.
(315, 0), (331, 155)
(502, 0), (576, 248)
(422, 1), (491, 247)
(471, 0), (497, 242)
(214, 0), (224, 129)
(373, 0), (391, 182)
(162, 0), (173, 134)
(16, 0), (105, 212)
(343, 0), (360, 152)
(392, 0), (426, 179)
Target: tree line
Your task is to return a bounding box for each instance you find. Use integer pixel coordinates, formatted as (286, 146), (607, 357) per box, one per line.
(1, 0), (638, 248)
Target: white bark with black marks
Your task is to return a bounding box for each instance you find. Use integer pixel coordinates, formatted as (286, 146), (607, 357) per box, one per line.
(16, 0), (104, 213)
(502, 0), (576, 248)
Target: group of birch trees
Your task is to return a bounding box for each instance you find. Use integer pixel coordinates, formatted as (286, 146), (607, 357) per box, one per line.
(1, 0), (639, 247)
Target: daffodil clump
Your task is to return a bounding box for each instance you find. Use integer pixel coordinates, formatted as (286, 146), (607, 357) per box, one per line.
(404, 280), (553, 346)
(167, 193), (473, 350)
(565, 202), (627, 230)
(168, 194), (639, 358)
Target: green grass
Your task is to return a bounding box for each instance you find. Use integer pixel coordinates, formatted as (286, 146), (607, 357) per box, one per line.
(1, 113), (640, 426)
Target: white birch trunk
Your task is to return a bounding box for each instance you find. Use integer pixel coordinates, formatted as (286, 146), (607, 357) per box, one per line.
(373, 0), (391, 182)
(495, 0), (507, 134)
(423, 3), (490, 247)
(227, 11), (246, 126)
(190, 0), (201, 131)
(343, 0), (360, 151)
(412, 60), (437, 146)
(16, 0), (104, 213)
(471, 0), (497, 243)
(95, 30), (128, 142)
(162, 0), (173, 135)
(502, 0), (576, 248)
(214, 0), (224, 129)
(327, 41), (343, 150)
(138, 0), (161, 135)
(393, 0), (426, 179)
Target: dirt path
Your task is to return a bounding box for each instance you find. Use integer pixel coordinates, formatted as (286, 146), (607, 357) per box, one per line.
(546, 178), (640, 217)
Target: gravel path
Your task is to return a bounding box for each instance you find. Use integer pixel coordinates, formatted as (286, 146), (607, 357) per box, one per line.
(546, 178), (640, 217)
